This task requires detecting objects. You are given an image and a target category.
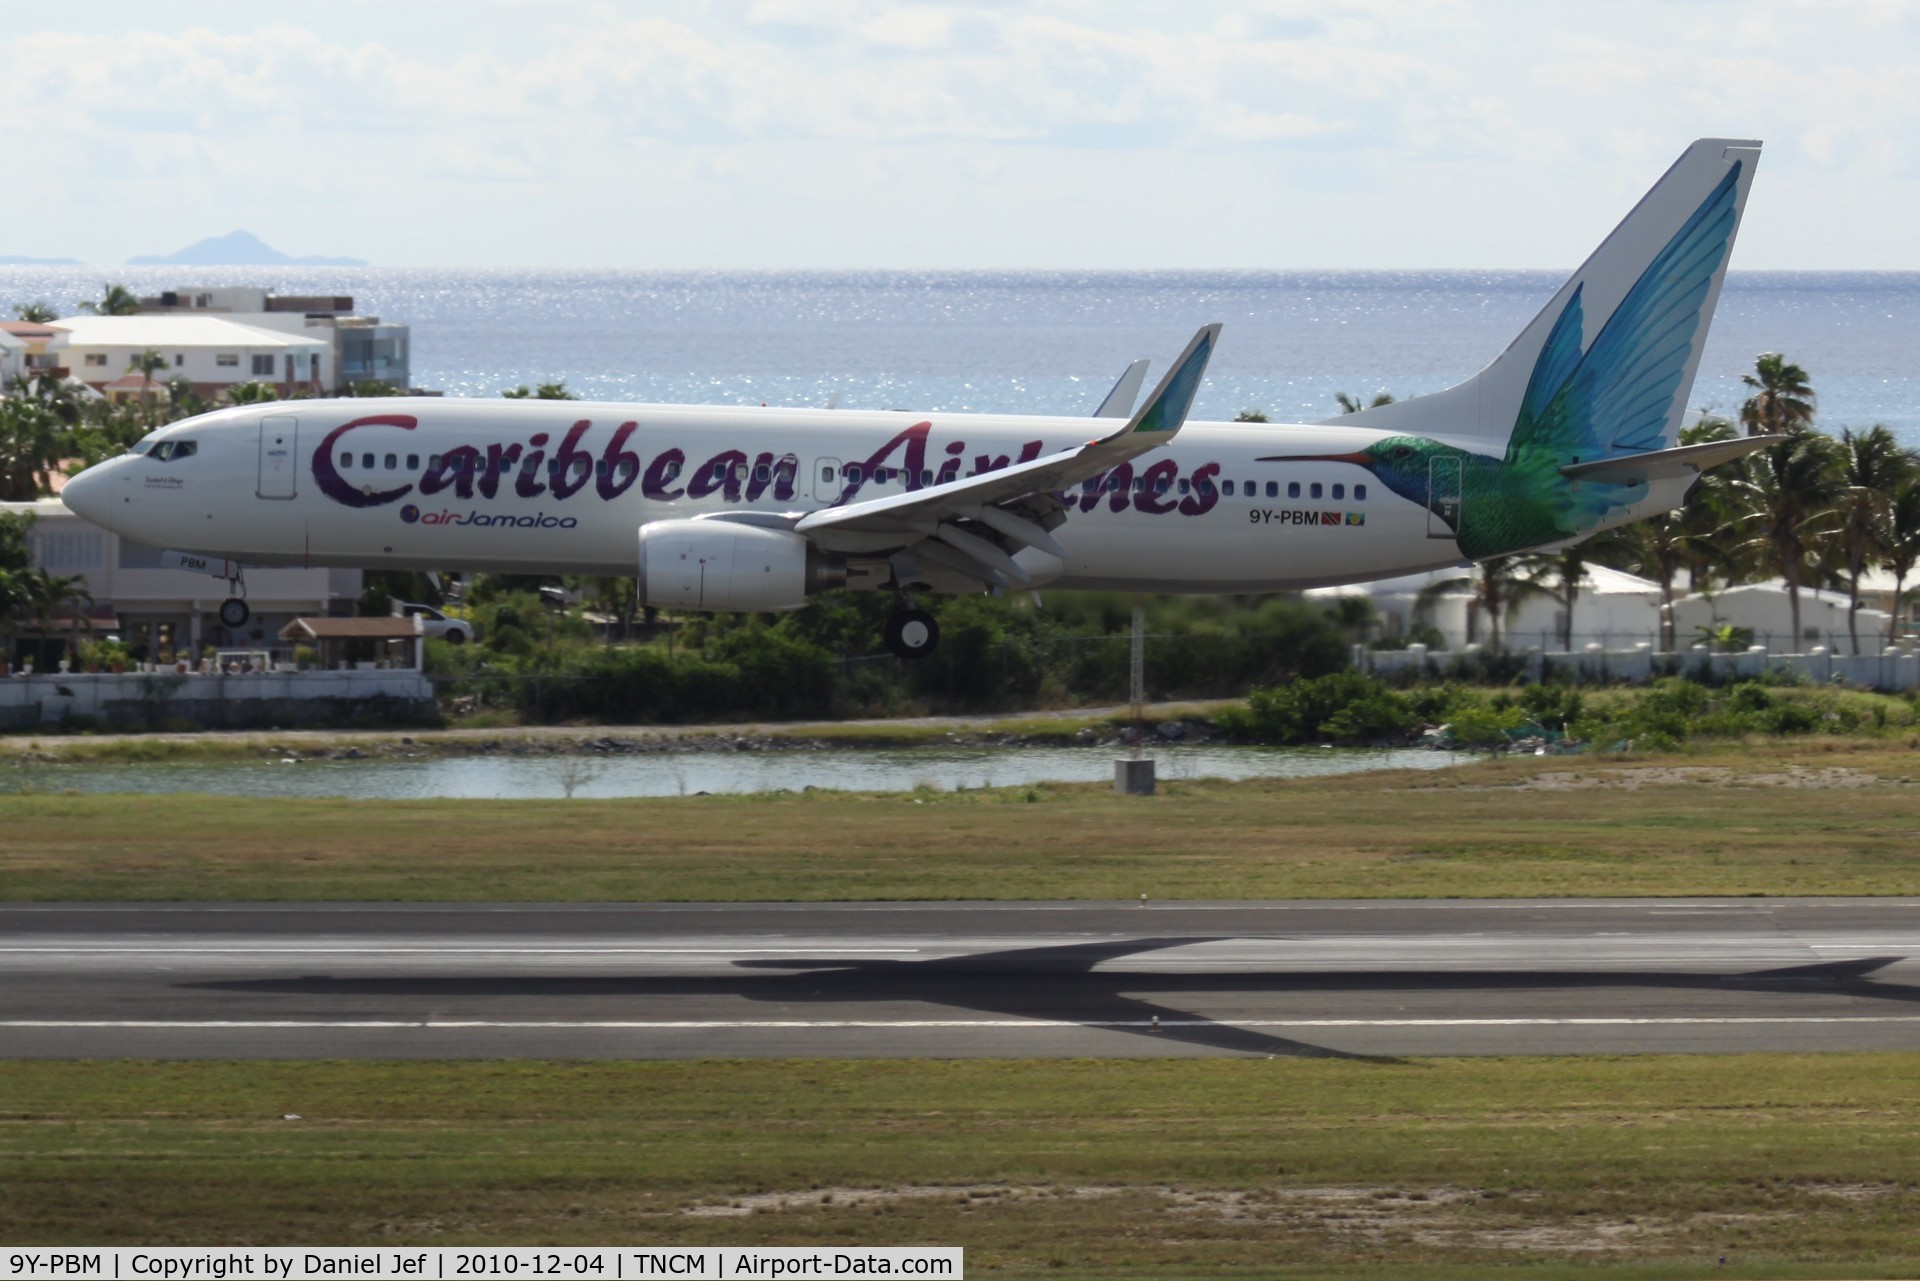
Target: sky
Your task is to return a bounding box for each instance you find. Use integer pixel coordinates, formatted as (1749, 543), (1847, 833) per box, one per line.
(7, 0), (1920, 270)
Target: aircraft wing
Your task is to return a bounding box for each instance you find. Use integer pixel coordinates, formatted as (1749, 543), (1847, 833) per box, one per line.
(789, 324), (1219, 585)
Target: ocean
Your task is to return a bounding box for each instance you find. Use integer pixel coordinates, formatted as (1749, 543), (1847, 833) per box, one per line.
(4, 266), (1916, 439)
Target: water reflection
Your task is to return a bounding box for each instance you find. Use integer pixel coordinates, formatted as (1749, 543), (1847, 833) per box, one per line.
(3, 745), (1461, 801)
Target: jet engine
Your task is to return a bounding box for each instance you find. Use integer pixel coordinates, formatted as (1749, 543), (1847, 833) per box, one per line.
(637, 520), (846, 611)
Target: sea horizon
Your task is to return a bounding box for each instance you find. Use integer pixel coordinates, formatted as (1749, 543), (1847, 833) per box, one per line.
(5, 265), (1915, 439)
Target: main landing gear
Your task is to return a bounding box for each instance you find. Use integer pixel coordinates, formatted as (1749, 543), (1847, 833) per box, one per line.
(884, 607), (940, 660)
(218, 567), (249, 629)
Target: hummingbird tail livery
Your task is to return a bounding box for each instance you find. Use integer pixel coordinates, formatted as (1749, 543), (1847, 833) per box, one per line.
(59, 140), (1772, 657)
(1264, 138), (1771, 560)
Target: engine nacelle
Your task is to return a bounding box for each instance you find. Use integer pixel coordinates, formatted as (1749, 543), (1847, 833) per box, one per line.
(637, 520), (845, 612)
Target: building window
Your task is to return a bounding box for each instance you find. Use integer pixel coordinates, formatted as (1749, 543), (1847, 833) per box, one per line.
(36, 531), (103, 570)
(84, 353), (108, 367)
(174, 354), (184, 367)
(251, 355), (274, 376)
(216, 354), (239, 367)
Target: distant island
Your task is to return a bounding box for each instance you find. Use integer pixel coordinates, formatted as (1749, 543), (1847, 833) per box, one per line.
(0, 254), (83, 265)
(126, 230), (367, 267)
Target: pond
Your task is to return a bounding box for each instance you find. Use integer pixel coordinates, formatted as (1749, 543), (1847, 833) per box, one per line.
(1, 744), (1463, 800)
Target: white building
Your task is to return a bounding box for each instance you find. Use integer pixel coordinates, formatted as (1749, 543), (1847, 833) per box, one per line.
(1307, 563), (1666, 651)
(46, 315), (332, 401)
(136, 286), (411, 392)
(0, 327), (23, 382)
(0, 320), (61, 377)
(3, 497), (361, 668)
(1671, 581), (1893, 654)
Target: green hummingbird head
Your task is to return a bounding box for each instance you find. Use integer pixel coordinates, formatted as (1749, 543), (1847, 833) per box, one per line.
(1256, 435), (1464, 510)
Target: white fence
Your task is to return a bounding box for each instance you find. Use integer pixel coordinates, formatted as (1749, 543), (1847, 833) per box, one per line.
(0, 668), (434, 728)
(1361, 642), (1920, 691)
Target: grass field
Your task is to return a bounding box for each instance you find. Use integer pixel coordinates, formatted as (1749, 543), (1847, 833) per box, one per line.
(7, 741), (1920, 1277)
(2, 741), (1917, 901)
(4, 1056), (1920, 1278)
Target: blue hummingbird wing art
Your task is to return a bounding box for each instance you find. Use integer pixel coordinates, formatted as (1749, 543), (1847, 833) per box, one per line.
(1505, 159), (1745, 531)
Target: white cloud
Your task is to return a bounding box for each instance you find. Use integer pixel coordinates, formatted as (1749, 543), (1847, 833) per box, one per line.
(3, 1), (1920, 267)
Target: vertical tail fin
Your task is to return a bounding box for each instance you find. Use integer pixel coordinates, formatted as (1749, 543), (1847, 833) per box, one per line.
(1340, 139), (1761, 459)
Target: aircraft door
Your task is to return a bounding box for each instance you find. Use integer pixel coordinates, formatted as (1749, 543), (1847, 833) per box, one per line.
(1427, 455), (1461, 539)
(257, 415), (298, 500)
(813, 457), (843, 503)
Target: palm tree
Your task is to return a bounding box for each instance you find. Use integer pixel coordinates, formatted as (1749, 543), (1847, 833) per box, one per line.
(126, 349), (168, 428)
(1739, 353), (1816, 437)
(225, 381), (279, 405)
(1335, 391), (1395, 415)
(1415, 555), (1552, 652)
(1722, 432), (1843, 649)
(11, 301), (58, 322)
(77, 283), (141, 317)
(164, 376), (208, 421)
(1596, 511), (1728, 652)
(1520, 545), (1592, 651)
(1879, 479), (1920, 647)
(0, 510), (90, 665)
(502, 382), (579, 400)
(1833, 425), (1916, 653)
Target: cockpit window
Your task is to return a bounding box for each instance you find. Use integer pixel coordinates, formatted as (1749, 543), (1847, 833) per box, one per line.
(128, 440), (154, 455)
(149, 440), (197, 462)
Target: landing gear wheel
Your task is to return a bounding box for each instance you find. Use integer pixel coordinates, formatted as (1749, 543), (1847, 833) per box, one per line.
(218, 598), (251, 628)
(884, 608), (940, 660)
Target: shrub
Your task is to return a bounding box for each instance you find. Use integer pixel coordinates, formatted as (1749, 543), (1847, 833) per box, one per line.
(1222, 672), (1415, 744)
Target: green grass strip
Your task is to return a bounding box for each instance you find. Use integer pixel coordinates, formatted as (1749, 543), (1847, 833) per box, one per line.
(3, 1056), (1920, 1278)
(3, 743), (1918, 901)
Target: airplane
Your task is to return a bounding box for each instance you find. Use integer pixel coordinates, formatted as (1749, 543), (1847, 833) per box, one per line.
(60, 138), (1774, 660)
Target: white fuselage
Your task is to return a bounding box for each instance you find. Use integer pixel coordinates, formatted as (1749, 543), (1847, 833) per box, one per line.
(67, 397), (1496, 594)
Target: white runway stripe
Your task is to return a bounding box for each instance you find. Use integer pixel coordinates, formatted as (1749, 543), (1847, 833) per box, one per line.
(6, 1016), (1920, 1030)
(0, 947), (920, 955)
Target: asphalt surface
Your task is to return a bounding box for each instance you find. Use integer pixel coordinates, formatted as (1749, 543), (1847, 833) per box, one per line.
(5, 899), (1920, 1059)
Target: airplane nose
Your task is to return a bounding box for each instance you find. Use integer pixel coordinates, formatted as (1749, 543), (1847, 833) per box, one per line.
(60, 461), (116, 525)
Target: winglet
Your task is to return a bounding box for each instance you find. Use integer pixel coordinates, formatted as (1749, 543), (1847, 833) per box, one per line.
(1112, 323), (1220, 442)
(1092, 359), (1151, 419)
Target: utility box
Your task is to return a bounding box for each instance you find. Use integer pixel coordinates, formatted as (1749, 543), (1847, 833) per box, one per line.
(1114, 757), (1156, 796)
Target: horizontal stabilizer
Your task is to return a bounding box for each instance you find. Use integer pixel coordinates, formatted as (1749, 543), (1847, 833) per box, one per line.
(1559, 434), (1785, 484)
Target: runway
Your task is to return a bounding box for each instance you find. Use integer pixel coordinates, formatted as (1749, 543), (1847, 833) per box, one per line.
(5, 899), (1920, 1058)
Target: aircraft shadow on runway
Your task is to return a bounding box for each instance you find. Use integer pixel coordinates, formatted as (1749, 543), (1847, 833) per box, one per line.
(182, 937), (1915, 1060)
